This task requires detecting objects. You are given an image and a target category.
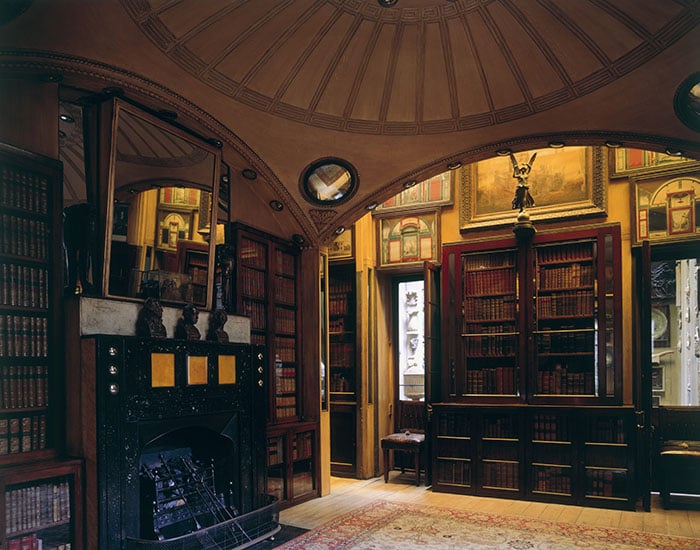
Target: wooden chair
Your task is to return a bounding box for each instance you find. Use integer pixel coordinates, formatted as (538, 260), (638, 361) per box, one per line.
(381, 401), (426, 486)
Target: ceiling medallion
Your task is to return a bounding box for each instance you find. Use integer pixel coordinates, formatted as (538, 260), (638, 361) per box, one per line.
(242, 168), (257, 180)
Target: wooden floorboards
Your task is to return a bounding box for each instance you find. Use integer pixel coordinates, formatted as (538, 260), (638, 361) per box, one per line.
(280, 475), (700, 539)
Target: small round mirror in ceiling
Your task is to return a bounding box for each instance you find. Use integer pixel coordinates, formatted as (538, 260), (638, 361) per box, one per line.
(301, 158), (358, 205)
(674, 73), (700, 133)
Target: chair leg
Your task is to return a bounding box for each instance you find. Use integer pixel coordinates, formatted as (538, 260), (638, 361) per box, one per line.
(383, 448), (389, 483)
(414, 450), (420, 486)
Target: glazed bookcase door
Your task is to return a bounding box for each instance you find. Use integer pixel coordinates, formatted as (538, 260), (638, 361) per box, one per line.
(530, 227), (622, 405)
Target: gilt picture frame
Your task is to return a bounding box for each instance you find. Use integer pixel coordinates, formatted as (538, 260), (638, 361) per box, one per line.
(459, 146), (607, 232)
(377, 211), (440, 269)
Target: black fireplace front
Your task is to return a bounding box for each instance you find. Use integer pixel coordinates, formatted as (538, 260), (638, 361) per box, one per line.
(71, 336), (276, 549)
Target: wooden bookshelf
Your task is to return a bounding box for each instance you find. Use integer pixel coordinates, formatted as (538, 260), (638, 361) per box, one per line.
(0, 458), (84, 550)
(328, 262), (357, 476)
(265, 423), (317, 508)
(0, 143), (63, 465)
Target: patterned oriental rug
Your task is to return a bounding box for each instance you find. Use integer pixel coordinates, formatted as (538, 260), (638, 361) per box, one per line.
(277, 500), (699, 549)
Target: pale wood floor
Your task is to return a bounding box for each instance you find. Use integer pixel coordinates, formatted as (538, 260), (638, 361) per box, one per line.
(280, 475), (700, 540)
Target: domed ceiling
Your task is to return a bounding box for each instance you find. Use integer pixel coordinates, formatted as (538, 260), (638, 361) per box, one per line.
(122, 0), (693, 135)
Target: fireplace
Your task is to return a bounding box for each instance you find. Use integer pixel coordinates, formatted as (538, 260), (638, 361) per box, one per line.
(67, 335), (278, 549)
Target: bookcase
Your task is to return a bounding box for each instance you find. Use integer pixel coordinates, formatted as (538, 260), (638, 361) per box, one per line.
(226, 223), (301, 423)
(0, 143), (63, 464)
(0, 458), (83, 550)
(432, 404), (636, 509)
(442, 225), (622, 404)
(265, 422), (317, 508)
(436, 225), (633, 509)
(328, 262), (357, 476)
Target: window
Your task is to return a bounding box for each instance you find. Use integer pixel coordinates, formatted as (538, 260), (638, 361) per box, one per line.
(396, 278), (425, 401)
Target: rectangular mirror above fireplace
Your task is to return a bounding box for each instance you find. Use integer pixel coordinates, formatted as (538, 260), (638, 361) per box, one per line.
(101, 99), (221, 309)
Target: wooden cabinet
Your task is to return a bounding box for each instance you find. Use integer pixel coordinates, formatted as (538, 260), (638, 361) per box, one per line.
(328, 262), (357, 476)
(0, 458), (84, 550)
(227, 223), (301, 423)
(441, 225), (622, 404)
(266, 423), (317, 508)
(0, 143), (63, 465)
(436, 225), (633, 509)
(432, 405), (636, 509)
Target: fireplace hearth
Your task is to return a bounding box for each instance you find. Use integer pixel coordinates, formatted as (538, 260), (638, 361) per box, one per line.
(67, 335), (277, 549)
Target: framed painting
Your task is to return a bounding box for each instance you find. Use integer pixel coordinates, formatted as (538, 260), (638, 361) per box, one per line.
(377, 211), (440, 269)
(328, 227), (354, 260)
(609, 148), (700, 179)
(159, 187), (201, 209)
(459, 146), (607, 232)
(375, 170), (453, 213)
(157, 209), (193, 251)
(632, 172), (700, 244)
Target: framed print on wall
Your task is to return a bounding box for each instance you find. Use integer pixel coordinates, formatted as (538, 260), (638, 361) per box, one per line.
(328, 227), (354, 260)
(609, 148), (700, 179)
(375, 170), (454, 213)
(377, 211), (440, 269)
(632, 172), (700, 244)
(459, 146), (607, 232)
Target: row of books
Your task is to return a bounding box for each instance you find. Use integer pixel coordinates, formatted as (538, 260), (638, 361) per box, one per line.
(243, 299), (266, 331)
(5, 479), (70, 535)
(0, 264), (48, 308)
(266, 475), (284, 501)
(275, 250), (295, 277)
(0, 215), (49, 260)
(436, 438), (470, 458)
(463, 252), (513, 271)
(463, 323), (515, 335)
(0, 414), (47, 455)
(239, 267), (266, 300)
(328, 294), (351, 317)
(329, 279), (352, 294)
(589, 417), (626, 444)
(537, 242), (593, 264)
(267, 437), (284, 466)
(537, 330), (594, 353)
(532, 414), (569, 441)
(273, 275), (295, 305)
(463, 335), (516, 357)
(537, 292), (594, 317)
(463, 297), (516, 321)
(292, 432), (313, 461)
(483, 416), (517, 438)
(7, 534), (72, 550)
(437, 414), (472, 438)
(274, 337), (296, 363)
(586, 469), (626, 497)
(436, 460), (471, 486)
(329, 316), (351, 332)
(329, 342), (354, 367)
(538, 263), (594, 290)
(536, 370), (595, 395)
(482, 461), (519, 490)
(463, 268), (515, 296)
(0, 314), (49, 358)
(329, 373), (353, 393)
(1, 364), (49, 409)
(274, 306), (296, 335)
(274, 396), (297, 418)
(275, 366), (296, 394)
(465, 367), (516, 395)
(239, 239), (267, 270)
(532, 466), (572, 494)
(0, 166), (49, 214)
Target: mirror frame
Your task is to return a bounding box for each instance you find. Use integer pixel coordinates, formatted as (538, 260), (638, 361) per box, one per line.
(100, 98), (222, 310)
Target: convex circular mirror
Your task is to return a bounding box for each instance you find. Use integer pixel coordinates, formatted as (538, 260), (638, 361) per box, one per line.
(301, 158), (358, 205)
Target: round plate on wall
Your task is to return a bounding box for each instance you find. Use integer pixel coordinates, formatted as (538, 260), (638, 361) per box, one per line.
(651, 307), (668, 340)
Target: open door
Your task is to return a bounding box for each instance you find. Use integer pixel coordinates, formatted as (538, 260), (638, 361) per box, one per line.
(633, 241), (652, 511)
(424, 261), (441, 485)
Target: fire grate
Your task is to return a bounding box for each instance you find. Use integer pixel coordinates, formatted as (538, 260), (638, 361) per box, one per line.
(126, 494), (280, 550)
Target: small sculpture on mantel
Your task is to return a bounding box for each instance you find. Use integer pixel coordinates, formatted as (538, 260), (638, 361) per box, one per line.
(175, 303), (201, 340)
(136, 297), (167, 339)
(207, 308), (229, 343)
